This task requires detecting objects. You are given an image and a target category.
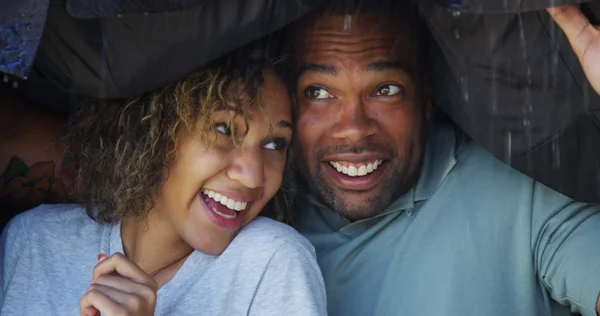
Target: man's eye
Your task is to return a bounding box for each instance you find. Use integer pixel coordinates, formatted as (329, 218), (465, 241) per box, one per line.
(304, 87), (334, 100)
(215, 123), (231, 136)
(373, 84), (404, 97)
(263, 137), (289, 151)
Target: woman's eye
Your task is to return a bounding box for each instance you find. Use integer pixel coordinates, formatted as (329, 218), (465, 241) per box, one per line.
(373, 84), (404, 97)
(215, 123), (231, 136)
(263, 138), (289, 151)
(304, 87), (334, 100)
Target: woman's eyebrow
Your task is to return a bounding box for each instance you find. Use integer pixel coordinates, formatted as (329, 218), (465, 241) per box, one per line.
(214, 104), (244, 115)
(276, 120), (293, 130)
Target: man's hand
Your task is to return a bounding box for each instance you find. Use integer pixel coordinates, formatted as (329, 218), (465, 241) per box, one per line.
(80, 253), (158, 316)
(548, 5), (600, 95)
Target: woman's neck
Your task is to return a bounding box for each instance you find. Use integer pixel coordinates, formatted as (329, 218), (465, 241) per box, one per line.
(120, 211), (194, 287)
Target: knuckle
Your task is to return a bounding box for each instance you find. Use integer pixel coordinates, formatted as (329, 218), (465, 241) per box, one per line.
(127, 295), (144, 310)
(86, 288), (102, 300)
(114, 307), (128, 316)
(86, 284), (100, 292)
(140, 286), (157, 302)
(148, 279), (158, 291)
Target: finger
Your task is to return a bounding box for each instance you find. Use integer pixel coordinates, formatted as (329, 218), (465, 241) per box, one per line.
(98, 253), (108, 262)
(80, 286), (129, 316)
(547, 5), (599, 57)
(94, 274), (157, 302)
(93, 253), (157, 290)
(80, 306), (98, 316)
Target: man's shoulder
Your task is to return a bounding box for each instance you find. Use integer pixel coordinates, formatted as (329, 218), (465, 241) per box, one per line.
(448, 133), (573, 205)
(453, 133), (533, 183)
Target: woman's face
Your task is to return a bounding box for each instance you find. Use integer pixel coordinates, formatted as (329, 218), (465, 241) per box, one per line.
(152, 69), (292, 255)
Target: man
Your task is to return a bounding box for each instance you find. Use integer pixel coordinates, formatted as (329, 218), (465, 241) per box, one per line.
(292, 1), (600, 315)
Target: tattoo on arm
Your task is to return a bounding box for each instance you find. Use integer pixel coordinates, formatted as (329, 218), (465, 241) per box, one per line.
(0, 155), (76, 218)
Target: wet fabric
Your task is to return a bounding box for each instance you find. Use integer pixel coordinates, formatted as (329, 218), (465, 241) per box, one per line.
(2, 0), (600, 201)
(419, 0), (600, 202)
(294, 119), (600, 316)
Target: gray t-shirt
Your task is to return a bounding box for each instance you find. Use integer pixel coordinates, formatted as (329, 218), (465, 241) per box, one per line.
(0, 204), (327, 315)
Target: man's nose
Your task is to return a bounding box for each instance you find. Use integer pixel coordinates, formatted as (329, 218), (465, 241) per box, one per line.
(331, 99), (378, 142)
(227, 147), (266, 189)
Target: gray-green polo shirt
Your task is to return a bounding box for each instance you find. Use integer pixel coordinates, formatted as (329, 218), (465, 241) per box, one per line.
(294, 121), (600, 316)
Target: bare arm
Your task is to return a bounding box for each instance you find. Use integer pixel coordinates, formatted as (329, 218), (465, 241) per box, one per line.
(0, 87), (75, 226)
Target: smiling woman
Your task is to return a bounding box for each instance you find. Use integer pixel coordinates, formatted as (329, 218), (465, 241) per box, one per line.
(0, 42), (326, 316)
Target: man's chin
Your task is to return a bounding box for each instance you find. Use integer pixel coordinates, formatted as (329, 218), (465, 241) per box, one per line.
(324, 189), (389, 221)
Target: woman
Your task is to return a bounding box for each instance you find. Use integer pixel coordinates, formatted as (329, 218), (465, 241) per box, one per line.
(0, 44), (327, 315)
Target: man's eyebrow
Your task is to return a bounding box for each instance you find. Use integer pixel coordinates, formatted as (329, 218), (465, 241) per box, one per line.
(297, 63), (338, 78)
(366, 61), (411, 73)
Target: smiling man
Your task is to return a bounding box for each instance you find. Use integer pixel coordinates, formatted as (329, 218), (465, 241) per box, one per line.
(292, 1), (600, 315)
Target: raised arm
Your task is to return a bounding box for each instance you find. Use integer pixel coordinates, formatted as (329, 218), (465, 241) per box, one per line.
(546, 8), (600, 312)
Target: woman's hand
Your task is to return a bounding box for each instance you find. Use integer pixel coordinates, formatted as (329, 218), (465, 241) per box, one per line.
(548, 5), (600, 95)
(80, 253), (158, 316)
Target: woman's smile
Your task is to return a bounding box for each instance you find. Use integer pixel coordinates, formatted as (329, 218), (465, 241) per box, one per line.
(197, 189), (256, 231)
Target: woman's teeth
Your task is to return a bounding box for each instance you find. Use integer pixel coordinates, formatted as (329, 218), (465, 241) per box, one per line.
(329, 160), (383, 177)
(202, 189), (248, 211)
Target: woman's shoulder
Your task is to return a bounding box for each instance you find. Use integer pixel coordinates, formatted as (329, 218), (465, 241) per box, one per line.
(5, 204), (92, 229)
(235, 216), (314, 251)
(222, 216), (317, 266)
(2, 204), (102, 247)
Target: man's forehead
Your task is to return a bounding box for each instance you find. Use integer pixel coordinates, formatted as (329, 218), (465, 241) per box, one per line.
(294, 13), (416, 71)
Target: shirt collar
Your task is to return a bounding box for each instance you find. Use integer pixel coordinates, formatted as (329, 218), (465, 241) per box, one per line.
(413, 119), (458, 202)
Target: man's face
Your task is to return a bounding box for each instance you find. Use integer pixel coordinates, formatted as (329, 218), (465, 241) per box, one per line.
(294, 12), (431, 221)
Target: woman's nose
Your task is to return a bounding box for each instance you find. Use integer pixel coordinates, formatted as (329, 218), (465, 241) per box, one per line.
(227, 147), (266, 189)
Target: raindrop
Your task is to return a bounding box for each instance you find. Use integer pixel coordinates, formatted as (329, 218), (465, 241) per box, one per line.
(551, 138), (561, 169)
(505, 131), (512, 164)
(117, 14), (123, 18)
(452, 10), (461, 17)
(517, 13), (533, 116)
(144, 12), (150, 16)
(344, 15), (352, 31)
(460, 76), (469, 102)
(2, 74), (8, 83)
(12, 81), (18, 89)
(454, 29), (460, 39)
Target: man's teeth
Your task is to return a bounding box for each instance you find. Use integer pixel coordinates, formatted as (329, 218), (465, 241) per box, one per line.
(202, 189), (248, 211)
(329, 160), (383, 177)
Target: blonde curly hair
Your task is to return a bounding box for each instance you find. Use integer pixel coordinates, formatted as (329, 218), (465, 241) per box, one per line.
(66, 44), (295, 225)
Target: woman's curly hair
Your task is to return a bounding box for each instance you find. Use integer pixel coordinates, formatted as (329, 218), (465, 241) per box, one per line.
(66, 41), (295, 225)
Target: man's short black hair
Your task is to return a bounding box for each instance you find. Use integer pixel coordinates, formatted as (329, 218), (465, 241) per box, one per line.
(311, 0), (431, 81)
(323, 0), (419, 18)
